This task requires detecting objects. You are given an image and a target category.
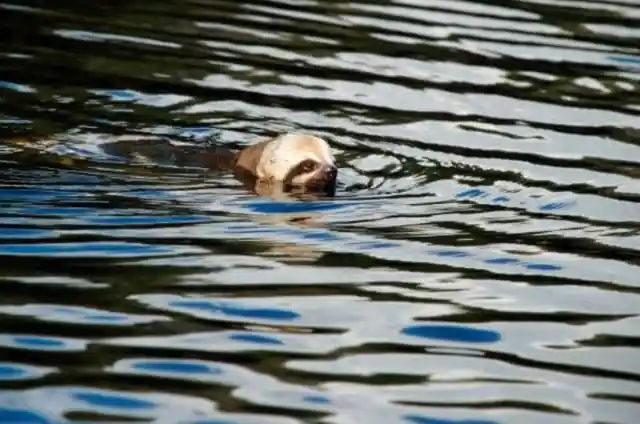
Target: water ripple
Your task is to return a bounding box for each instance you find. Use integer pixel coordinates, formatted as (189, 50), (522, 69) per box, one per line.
(0, 0), (638, 423)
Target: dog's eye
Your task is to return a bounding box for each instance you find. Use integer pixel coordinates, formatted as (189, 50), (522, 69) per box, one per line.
(301, 160), (317, 173)
(283, 159), (320, 184)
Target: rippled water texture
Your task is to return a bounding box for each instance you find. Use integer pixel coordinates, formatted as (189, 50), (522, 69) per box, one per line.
(1, 0), (639, 423)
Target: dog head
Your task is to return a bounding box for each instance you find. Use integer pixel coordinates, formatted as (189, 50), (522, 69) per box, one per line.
(236, 133), (337, 195)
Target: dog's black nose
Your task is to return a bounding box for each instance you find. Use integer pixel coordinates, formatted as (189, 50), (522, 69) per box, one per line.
(323, 165), (338, 181)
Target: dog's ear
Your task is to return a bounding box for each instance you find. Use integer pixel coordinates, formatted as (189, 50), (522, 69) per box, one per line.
(234, 138), (272, 177)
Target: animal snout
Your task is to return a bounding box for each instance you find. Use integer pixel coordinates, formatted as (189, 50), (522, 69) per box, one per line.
(322, 164), (338, 181)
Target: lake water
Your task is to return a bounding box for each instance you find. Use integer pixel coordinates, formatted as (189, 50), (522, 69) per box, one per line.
(0, 0), (639, 423)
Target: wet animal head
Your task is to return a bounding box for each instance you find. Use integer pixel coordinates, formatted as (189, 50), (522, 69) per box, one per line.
(250, 133), (337, 194)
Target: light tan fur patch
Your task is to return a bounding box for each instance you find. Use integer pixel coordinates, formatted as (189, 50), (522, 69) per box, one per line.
(235, 133), (334, 182)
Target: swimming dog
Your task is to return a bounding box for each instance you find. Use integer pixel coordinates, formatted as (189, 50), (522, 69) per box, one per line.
(103, 133), (338, 197)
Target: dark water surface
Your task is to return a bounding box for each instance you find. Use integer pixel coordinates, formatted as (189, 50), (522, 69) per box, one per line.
(1, 0), (639, 423)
